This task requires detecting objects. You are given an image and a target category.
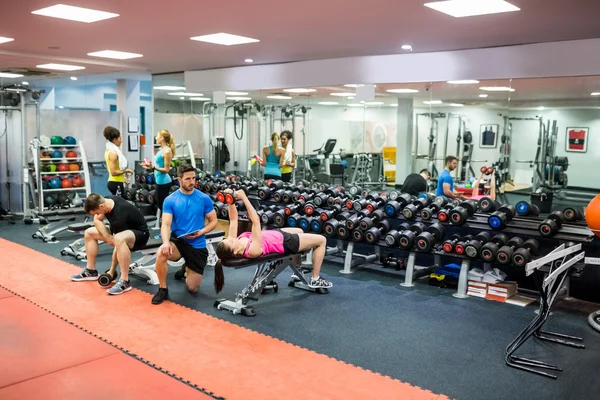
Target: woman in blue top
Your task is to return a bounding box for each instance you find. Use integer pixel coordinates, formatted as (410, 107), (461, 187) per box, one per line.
(260, 132), (284, 180)
(141, 130), (175, 211)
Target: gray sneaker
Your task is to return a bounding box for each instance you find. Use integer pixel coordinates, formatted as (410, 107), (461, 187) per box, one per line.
(309, 276), (333, 289)
(107, 279), (133, 295)
(70, 268), (98, 281)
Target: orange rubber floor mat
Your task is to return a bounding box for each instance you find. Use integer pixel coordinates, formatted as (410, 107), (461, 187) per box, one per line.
(0, 295), (209, 400)
(0, 238), (449, 400)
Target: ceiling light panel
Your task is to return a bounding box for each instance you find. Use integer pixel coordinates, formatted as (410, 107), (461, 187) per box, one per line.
(282, 88), (316, 93)
(479, 94), (489, 98)
(319, 102), (339, 105)
(386, 89), (419, 93)
(447, 80), (480, 84)
(190, 33), (259, 46)
(266, 95), (292, 100)
(190, 97), (211, 101)
(479, 86), (515, 92)
(591, 92), (600, 96)
(423, 100), (443, 105)
(0, 72), (23, 78)
(227, 97), (252, 101)
(0, 37), (14, 44)
(364, 101), (384, 105)
(168, 92), (203, 96)
(424, 0), (520, 18)
(347, 104), (365, 107)
(153, 86), (186, 91)
(330, 92), (356, 97)
(225, 92), (248, 96)
(32, 4), (119, 23)
(88, 50), (143, 59)
(37, 63), (85, 71)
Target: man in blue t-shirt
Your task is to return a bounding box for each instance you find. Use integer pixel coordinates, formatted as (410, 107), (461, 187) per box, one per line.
(436, 155), (466, 200)
(152, 164), (218, 305)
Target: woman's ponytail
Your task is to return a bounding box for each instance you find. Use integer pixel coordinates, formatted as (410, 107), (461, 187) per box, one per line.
(168, 134), (176, 156)
(214, 260), (225, 293)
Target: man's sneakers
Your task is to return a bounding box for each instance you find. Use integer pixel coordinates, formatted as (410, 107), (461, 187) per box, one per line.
(107, 279), (132, 295)
(174, 265), (186, 281)
(309, 276), (333, 289)
(70, 268), (99, 281)
(152, 288), (169, 304)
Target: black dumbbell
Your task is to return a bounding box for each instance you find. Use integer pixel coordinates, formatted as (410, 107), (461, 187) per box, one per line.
(420, 203), (441, 221)
(384, 223), (411, 247)
(448, 200), (478, 225)
(359, 209), (385, 231)
(98, 269), (118, 287)
(488, 204), (516, 229)
(365, 220), (392, 244)
(320, 205), (343, 222)
(403, 198), (429, 220)
(563, 207), (583, 222)
(286, 213), (302, 229)
(515, 201), (540, 217)
(310, 218), (323, 233)
(303, 202), (320, 216)
(480, 233), (509, 262)
(324, 218), (345, 237)
(414, 222), (445, 252)
(433, 196), (449, 207)
(267, 180), (284, 190)
(496, 237), (524, 265)
(453, 235), (474, 256)
(436, 204), (454, 223)
(442, 234), (462, 253)
(284, 200), (305, 216)
(512, 239), (540, 267)
(478, 197), (499, 213)
(336, 223), (352, 239)
(313, 192), (329, 206)
(539, 211), (565, 237)
(261, 208), (276, 224)
(272, 189), (286, 202)
(464, 232), (492, 259)
(273, 209), (287, 228)
(397, 222), (426, 250)
(257, 186), (271, 200)
(298, 215), (315, 231)
(344, 214), (361, 230)
(365, 194), (387, 213)
(281, 190), (295, 203)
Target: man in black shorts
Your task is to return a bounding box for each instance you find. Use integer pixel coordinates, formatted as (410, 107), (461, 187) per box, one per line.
(70, 194), (149, 296)
(401, 169), (431, 197)
(152, 164), (218, 305)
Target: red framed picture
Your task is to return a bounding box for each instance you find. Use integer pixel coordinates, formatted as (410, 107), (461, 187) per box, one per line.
(566, 127), (588, 153)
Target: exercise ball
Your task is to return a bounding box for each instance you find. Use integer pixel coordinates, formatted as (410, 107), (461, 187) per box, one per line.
(64, 136), (76, 145)
(585, 194), (600, 238)
(61, 178), (72, 188)
(68, 163), (80, 171)
(57, 193), (69, 205)
(50, 136), (64, 145)
(47, 164), (57, 173)
(44, 195), (57, 207)
(48, 177), (61, 189)
(65, 151), (78, 158)
(57, 163), (69, 172)
(42, 180), (49, 190)
(50, 150), (63, 159)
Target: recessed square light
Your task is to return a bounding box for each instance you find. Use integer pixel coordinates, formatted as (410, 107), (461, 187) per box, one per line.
(190, 33), (259, 46)
(227, 96), (252, 101)
(87, 50), (143, 60)
(447, 80), (480, 84)
(22, 81), (29, 85)
(364, 101), (384, 105)
(424, 0), (520, 18)
(386, 89), (419, 94)
(282, 88), (316, 93)
(401, 44), (413, 51)
(330, 92), (356, 97)
(37, 63), (85, 71)
(168, 92), (203, 97)
(190, 97), (211, 101)
(347, 103), (365, 107)
(479, 94), (488, 98)
(423, 100), (443, 105)
(448, 103), (464, 107)
(480, 86), (515, 92)
(32, 4), (119, 23)
(70, 77), (78, 81)
(153, 86), (186, 91)
(245, 58), (254, 63)
(344, 84), (364, 88)
(226, 92), (248, 96)
(0, 72), (23, 78)
(266, 95), (292, 100)
(319, 102), (339, 105)
(389, 104), (399, 107)
(0, 37), (14, 44)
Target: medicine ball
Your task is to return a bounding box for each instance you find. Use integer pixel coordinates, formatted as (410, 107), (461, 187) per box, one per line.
(64, 136), (77, 145)
(49, 177), (61, 189)
(47, 164), (57, 173)
(65, 151), (78, 159)
(57, 193), (69, 205)
(44, 195), (57, 207)
(586, 194), (600, 238)
(72, 176), (85, 187)
(57, 163), (69, 172)
(51, 150), (63, 159)
(61, 178), (72, 188)
(50, 136), (64, 145)
(42, 180), (49, 190)
(68, 163), (80, 171)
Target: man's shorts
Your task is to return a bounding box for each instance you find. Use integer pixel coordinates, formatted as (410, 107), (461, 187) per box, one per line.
(130, 230), (150, 251)
(171, 237), (209, 275)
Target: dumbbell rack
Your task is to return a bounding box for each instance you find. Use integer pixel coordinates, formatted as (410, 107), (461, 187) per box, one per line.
(29, 140), (91, 214)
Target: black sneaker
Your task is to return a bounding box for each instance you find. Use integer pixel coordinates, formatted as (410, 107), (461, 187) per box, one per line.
(174, 265), (186, 281)
(151, 288), (169, 305)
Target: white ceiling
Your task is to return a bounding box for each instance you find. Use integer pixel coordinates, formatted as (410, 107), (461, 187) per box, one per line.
(2, 0), (600, 78)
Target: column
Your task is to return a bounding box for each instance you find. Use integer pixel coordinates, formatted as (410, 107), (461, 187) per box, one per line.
(116, 79), (141, 167)
(395, 98), (414, 187)
(39, 88), (55, 110)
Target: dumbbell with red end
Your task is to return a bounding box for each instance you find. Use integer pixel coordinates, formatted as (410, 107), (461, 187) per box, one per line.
(478, 197), (500, 213)
(323, 212), (352, 237)
(448, 199), (478, 225)
(384, 193), (415, 217)
(260, 206), (280, 224)
(284, 200), (306, 216)
(364, 194), (387, 213)
(298, 192), (314, 202)
(397, 222), (427, 250)
(281, 189), (295, 203)
(344, 213), (362, 231)
(272, 189), (287, 202)
(219, 187), (249, 204)
(539, 211), (565, 237)
(359, 209), (386, 231)
(365, 220), (392, 244)
(403, 198), (430, 220)
(515, 201), (540, 217)
(384, 222), (411, 247)
(312, 192), (329, 207)
(488, 204), (517, 230)
(453, 235), (475, 256)
(442, 234), (462, 253)
(464, 232), (492, 259)
(266, 179), (284, 190)
(479, 233), (509, 262)
(303, 202), (322, 216)
(414, 223), (446, 252)
(480, 166), (494, 175)
(320, 205), (343, 222)
(436, 204), (454, 223)
(273, 209), (288, 228)
(563, 207), (583, 222)
(496, 237), (525, 265)
(512, 239), (540, 267)
(257, 186), (272, 200)
(420, 202), (441, 221)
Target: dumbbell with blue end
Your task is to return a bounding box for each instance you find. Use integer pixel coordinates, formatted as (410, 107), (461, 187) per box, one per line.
(515, 201), (540, 217)
(384, 193), (414, 217)
(488, 204), (517, 230)
(286, 213), (302, 228)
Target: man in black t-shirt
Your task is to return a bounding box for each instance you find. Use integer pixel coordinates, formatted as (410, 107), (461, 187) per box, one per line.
(70, 194), (149, 296)
(401, 169), (431, 197)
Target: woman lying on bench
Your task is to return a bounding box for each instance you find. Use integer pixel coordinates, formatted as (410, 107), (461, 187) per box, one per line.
(215, 190), (333, 289)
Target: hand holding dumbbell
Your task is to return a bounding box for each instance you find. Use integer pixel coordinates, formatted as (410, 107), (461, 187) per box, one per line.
(480, 166), (494, 175)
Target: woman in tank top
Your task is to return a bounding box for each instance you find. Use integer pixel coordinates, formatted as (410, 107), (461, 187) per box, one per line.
(103, 126), (133, 198)
(469, 169), (496, 201)
(279, 130), (296, 183)
(259, 132), (284, 180)
(215, 190), (333, 289)
(141, 130), (175, 211)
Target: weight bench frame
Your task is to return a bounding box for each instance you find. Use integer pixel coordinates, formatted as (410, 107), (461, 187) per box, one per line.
(32, 210), (89, 243)
(214, 252), (328, 317)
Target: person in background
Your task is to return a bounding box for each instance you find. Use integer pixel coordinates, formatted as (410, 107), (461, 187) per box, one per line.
(141, 130), (175, 212)
(401, 169), (431, 197)
(104, 126), (133, 198)
(436, 155), (465, 200)
(469, 170), (496, 201)
(259, 132), (284, 180)
(279, 130), (296, 183)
